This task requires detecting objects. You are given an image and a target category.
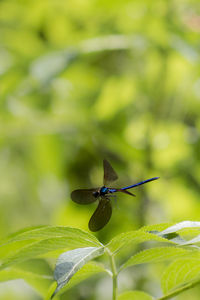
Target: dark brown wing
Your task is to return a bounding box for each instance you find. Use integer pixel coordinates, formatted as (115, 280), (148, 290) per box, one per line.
(115, 189), (136, 197)
(71, 189), (98, 204)
(88, 197), (112, 232)
(103, 159), (118, 186)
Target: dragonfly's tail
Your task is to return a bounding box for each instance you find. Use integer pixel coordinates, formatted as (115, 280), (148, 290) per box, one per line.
(120, 177), (160, 190)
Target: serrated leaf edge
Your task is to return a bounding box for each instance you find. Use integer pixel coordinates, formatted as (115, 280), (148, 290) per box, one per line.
(53, 246), (104, 297)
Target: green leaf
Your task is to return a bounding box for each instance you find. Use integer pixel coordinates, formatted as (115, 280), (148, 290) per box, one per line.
(158, 233), (186, 245)
(139, 223), (173, 232)
(52, 246), (104, 297)
(0, 259), (53, 297)
(117, 290), (153, 300)
(161, 258), (200, 294)
(0, 239), (39, 261)
(0, 267), (52, 283)
(0, 226), (45, 245)
(45, 282), (58, 300)
(0, 226), (101, 269)
(107, 231), (175, 254)
(56, 261), (106, 295)
(159, 221), (200, 235)
(0, 237), (99, 270)
(145, 231), (187, 245)
(0, 226), (100, 247)
(120, 247), (197, 271)
(0, 268), (52, 298)
(140, 221), (200, 246)
(182, 234), (200, 245)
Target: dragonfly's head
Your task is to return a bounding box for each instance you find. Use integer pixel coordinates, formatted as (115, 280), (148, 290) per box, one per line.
(93, 191), (100, 198)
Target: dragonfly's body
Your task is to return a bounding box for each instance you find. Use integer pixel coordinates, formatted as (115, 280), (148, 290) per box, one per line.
(71, 160), (159, 232)
(118, 177), (159, 191)
(93, 186), (114, 198)
(93, 177), (159, 199)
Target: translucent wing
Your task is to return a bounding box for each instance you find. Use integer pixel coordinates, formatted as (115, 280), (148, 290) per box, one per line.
(71, 189), (98, 204)
(89, 197), (112, 232)
(103, 159), (118, 186)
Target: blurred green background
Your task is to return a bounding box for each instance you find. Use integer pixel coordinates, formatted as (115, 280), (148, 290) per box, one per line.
(1, 0), (200, 299)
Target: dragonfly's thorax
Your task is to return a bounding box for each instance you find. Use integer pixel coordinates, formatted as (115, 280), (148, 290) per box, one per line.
(100, 186), (109, 195)
(92, 187), (109, 198)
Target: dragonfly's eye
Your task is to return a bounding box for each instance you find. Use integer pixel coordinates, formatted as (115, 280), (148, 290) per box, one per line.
(93, 191), (99, 198)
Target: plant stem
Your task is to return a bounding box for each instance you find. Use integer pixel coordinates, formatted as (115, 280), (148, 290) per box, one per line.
(111, 255), (118, 300)
(157, 278), (200, 300)
(105, 248), (118, 300)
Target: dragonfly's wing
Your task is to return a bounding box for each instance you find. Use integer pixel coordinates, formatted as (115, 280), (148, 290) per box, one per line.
(89, 197), (112, 232)
(118, 189), (136, 197)
(71, 189), (98, 204)
(103, 159), (118, 186)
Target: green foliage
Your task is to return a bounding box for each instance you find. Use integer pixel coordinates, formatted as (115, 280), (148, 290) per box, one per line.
(120, 247), (198, 271)
(161, 258), (200, 294)
(118, 290), (153, 300)
(0, 226), (101, 270)
(1, 221), (200, 299)
(0, 259), (53, 297)
(107, 231), (175, 255)
(56, 262), (106, 293)
(53, 247), (104, 296)
(1, 226), (100, 246)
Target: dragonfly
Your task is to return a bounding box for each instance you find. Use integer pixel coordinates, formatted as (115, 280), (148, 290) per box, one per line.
(71, 160), (159, 232)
